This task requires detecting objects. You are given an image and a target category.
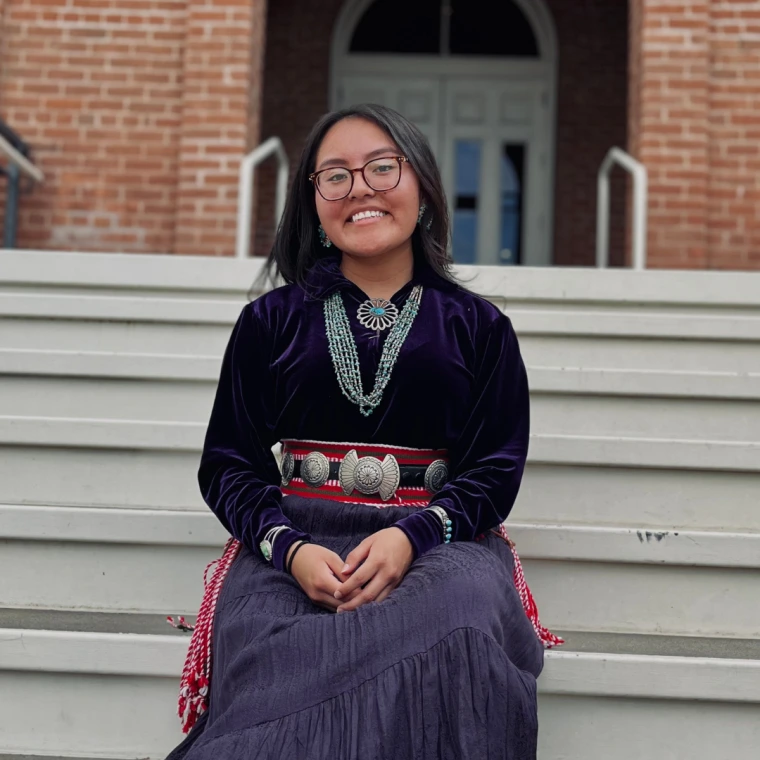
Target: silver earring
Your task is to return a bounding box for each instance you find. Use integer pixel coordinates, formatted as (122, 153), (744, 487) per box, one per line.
(318, 224), (332, 248)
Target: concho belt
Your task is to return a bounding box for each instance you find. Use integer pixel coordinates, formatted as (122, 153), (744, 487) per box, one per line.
(279, 439), (449, 504)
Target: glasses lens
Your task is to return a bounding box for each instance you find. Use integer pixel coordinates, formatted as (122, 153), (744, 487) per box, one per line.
(365, 158), (400, 191)
(317, 167), (352, 200)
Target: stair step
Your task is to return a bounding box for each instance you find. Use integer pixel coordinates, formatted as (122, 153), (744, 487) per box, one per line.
(3, 504), (759, 636)
(556, 629), (760, 661)
(0, 756), (111, 760)
(0, 608), (192, 637)
(1, 614), (758, 760)
(3, 349), (760, 442)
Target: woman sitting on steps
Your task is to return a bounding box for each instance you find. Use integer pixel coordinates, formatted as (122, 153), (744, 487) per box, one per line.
(166, 102), (561, 760)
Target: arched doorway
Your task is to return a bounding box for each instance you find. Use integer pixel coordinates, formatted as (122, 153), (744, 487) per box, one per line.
(330, 0), (558, 266)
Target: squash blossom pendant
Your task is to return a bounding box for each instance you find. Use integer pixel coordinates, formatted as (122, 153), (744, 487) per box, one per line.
(357, 298), (399, 331)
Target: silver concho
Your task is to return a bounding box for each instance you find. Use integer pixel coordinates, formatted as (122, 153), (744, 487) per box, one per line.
(339, 449), (400, 501)
(301, 451), (331, 488)
(424, 459), (449, 494)
(356, 298), (399, 331)
(280, 450), (295, 487)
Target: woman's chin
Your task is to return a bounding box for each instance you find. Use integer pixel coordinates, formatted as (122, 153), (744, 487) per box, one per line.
(339, 235), (409, 260)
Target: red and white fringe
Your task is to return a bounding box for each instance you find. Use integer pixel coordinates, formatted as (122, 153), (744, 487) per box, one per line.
(171, 537), (241, 733)
(171, 526), (562, 733)
(493, 524), (564, 649)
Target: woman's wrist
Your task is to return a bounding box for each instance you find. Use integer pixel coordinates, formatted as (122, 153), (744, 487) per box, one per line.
(394, 509), (445, 560)
(259, 526), (311, 572)
(286, 539), (310, 575)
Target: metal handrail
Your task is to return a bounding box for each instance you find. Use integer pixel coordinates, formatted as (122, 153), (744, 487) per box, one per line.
(0, 134), (44, 183)
(235, 137), (289, 259)
(596, 147), (648, 270)
(1, 129), (44, 249)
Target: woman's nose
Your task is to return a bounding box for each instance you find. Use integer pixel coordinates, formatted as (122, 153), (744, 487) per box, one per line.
(349, 169), (375, 198)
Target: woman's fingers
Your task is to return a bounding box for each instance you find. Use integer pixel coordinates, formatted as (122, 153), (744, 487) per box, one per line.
(336, 574), (389, 613)
(342, 538), (372, 575)
(313, 591), (342, 612)
(333, 559), (377, 600)
(323, 550), (353, 582)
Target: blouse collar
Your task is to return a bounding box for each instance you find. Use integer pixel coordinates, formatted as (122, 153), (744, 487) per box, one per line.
(302, 251), (458, 302)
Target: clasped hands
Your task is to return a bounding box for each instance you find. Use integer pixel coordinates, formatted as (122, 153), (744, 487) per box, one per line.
(286, 527), (414, 613)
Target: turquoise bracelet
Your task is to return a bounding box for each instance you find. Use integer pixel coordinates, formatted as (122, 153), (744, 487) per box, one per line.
(260, 525), (290, 563)
(427, 505), (453, 544)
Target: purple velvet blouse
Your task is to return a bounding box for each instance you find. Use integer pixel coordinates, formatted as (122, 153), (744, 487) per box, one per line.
(198, 253), (530, 571)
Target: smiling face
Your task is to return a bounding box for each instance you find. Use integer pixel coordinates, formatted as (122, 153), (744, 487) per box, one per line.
(313, 117), (421, 261)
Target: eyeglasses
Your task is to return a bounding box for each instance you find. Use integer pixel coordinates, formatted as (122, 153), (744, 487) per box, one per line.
(309, 156), (408, 201)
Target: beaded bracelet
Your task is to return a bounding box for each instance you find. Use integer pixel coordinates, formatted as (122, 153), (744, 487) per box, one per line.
(260, 525), (290, 563)
(286, 539), (311, 575)
(426, 505), (452, 544)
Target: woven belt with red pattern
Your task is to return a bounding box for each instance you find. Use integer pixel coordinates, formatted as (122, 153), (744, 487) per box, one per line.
(280, 439), (449, 507)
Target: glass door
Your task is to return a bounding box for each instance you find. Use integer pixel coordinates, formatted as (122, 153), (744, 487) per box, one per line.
(441, 79), (544, 265)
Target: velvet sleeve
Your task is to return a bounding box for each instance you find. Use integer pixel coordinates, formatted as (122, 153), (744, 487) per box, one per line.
(395, 314), (530, 559)
(198, 302), (311, 571)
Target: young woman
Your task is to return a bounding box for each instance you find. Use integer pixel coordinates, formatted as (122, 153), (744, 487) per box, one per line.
(167, 103), (560, 760)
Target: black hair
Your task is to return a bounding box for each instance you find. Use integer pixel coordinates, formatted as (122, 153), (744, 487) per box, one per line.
(261, 103), (455, 291)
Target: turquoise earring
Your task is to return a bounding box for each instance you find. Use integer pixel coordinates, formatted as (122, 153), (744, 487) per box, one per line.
(318, 225), (332, 248)
(417, 203), (432, 231)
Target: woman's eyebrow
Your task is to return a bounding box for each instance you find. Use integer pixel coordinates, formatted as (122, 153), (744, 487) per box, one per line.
(316, 147), (399, 170)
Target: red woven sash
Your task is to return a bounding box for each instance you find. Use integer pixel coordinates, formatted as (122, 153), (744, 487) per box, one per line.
(280, 438), (448, 506)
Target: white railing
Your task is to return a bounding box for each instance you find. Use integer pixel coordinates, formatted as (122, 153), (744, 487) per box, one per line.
(235, 137), (289, 260)
(596, 147), (648, 270)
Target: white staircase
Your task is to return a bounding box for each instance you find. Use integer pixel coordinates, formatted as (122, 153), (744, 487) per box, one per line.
(1, 250), (759, 759)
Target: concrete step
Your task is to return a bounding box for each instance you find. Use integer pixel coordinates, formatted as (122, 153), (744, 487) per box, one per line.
(3, 248), (760, 376)
(0, 756), (111, 760)
(2, 504), (759, 637)
(2, 414), (758, 523)
(3, 295), (760, 373)
(1, 610), (758, 759)
(2, 349), (760, 441)
(4, 249), (760, 308)
(3, 417), (759, 469)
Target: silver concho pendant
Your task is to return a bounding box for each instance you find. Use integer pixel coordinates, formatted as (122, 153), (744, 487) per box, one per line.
(301, 451), (331, 488)
(357, 299), (399, 331)
(339, 449), (400, 501)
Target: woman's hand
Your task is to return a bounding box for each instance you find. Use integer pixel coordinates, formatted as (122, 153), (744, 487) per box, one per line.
(288, 543), (361, 612)
(333, 527), (414, 613)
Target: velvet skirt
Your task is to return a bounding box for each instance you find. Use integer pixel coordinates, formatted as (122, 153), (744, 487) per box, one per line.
(166, 495), (544, 760)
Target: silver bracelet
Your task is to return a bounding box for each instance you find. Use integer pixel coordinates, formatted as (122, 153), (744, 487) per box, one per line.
(426, 505), (452, 544)
(260, 525), (290, 562)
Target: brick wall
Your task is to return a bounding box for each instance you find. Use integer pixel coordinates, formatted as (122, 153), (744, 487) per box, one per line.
(707, 0), (760, 269)
(630, 0), (760, 270)
(547, 0), (629, 267)
(253, 0), (344, 258)
(253, 0), (630, 267)
(1, 0), (758, 268)
(0, 0), (265, 255)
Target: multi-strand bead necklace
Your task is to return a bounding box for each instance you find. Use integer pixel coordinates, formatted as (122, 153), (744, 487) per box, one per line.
(324, 286), (423, 417)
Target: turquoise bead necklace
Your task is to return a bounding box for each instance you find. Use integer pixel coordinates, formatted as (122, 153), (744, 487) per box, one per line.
(324, 285), (423, 416)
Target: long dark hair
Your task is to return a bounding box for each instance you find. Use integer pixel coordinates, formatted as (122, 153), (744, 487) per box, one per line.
(262, 103), (455, 291)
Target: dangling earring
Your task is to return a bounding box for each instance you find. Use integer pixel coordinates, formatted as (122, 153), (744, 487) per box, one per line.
(318, 224), (332, 248)
(418, 203), (433, 231)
